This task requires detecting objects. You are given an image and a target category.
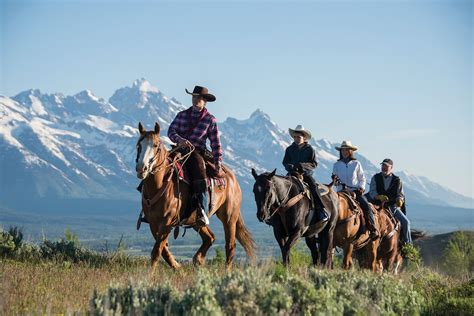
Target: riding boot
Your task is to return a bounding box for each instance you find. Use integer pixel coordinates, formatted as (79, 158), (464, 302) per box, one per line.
(193, 179), (210, 226)
(365, 211), (379, 240)
(305, 175), (329, 223)
(356, 192), (379, 240)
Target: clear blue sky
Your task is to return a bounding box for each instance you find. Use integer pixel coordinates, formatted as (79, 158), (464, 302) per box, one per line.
(1, 0), (472, 197)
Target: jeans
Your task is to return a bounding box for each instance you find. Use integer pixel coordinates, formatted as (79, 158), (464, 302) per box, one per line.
(390, 206), (412, 244)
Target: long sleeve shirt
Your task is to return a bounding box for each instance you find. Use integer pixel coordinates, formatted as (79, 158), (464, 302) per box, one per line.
(332, 159), (366, 192)
(168, 107), (223, 165)
(282, 142), (317, 176)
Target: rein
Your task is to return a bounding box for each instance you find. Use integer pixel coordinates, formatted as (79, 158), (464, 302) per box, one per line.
(140, 142), (196, 213)
(267, 178), (304, 218)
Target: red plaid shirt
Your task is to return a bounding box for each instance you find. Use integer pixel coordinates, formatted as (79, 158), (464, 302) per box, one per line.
(168, 107), (223, 165)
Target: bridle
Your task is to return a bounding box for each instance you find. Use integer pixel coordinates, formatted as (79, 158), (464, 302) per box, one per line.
(257, 176), (293, 221)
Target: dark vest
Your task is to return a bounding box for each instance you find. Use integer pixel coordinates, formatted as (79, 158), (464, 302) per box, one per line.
(374, 173), (401, 207)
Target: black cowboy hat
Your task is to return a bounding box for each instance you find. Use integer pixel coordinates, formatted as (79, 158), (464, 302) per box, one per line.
(185, 85), (216, 102)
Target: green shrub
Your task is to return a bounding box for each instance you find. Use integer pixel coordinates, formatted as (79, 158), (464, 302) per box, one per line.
(442, 231), (474, 278)
(90, 282), (179, 315)
(0, 229), (16, 257)
(402, 243), (422, 270)
(181, 270), (221, 315)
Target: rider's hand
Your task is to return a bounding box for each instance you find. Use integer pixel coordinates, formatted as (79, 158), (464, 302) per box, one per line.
(356, 188), (365, 195)
(375, 195), (389, 202)
(395, 198), (404, 207)
(178, 139), (192, 148)
(215, 164), (225, 177)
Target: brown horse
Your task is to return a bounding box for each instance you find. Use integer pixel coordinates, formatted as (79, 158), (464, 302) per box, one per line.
(354, 205), (400, 273)
(135, 122), (255, 271)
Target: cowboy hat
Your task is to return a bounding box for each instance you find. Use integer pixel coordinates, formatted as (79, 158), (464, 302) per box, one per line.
(185, 85), (216, 102)
(289, 125), (312, 140)
(335, 140), (358, 151)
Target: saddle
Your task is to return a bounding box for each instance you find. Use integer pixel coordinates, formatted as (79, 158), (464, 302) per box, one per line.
(338, 190), (366, 229)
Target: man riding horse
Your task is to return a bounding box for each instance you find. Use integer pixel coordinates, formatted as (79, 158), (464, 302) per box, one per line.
(167, 85), (224, 226)
(368, 158), (412, 244)
(282, 125), (329, 224)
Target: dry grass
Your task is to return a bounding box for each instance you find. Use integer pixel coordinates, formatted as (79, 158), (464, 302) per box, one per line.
(0, 258), (216, 314)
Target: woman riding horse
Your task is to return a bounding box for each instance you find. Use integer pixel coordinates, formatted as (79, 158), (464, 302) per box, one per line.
(332, 140), (379, 240)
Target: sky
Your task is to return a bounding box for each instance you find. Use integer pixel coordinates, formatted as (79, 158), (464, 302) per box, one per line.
(1, 0), (473, 197)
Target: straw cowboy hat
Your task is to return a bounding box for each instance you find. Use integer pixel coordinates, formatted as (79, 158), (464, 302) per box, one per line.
(289, 125), (312, 140)
(185, 85), (216, 102)
(335, 140), (358, 151)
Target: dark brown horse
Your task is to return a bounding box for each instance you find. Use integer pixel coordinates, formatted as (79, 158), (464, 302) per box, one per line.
(135, 122), (255, 271)
(251, 169), (339, 267)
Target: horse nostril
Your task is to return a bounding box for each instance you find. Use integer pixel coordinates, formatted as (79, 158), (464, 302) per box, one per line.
(144, 166), (148, 171)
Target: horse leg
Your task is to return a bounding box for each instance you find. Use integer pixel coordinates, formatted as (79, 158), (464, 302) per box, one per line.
(305, 236), (319, 265)
(193, 226), (216, 266)
(161, 241), (181, 269)
(149, 222), (169, 271)
(342, 242), (354, 269)
(272, 221), (288, 263)
(222, 218), (237, 271)
(366, 240), (379, 272)
(319, 224), (335, 269)
(282, 230), (303, 266)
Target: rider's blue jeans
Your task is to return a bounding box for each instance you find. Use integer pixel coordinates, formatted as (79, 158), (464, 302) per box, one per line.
(390, 206), (412, 244)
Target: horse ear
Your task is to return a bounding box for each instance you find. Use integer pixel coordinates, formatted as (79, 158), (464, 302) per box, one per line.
(154, 122), (160, 134)
(269, 168), (277, 178)
(138, 122), (145, 134)
(251, 168), (258, 180)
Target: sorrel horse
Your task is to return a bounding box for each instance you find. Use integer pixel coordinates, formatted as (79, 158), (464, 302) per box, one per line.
(251, 169), (339, 267)
(135, 122), (255, 271)
(329, 176), (378, 270)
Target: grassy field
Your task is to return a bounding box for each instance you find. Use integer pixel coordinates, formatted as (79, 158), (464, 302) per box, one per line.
(1, 227), (473, 315)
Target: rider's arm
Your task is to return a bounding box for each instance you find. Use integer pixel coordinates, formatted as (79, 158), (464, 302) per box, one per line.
(168, 112), (187, 144)
(395, 179), (405, 206)
(298, 146), (317, 173)
(207, 118), (223, 168)
(368, 175), (378, 200)
(356, 162), (367, 191)
(282, 147), (294, 172)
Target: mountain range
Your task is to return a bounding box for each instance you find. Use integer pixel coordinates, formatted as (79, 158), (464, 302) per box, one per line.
(1, 79), (472, 213)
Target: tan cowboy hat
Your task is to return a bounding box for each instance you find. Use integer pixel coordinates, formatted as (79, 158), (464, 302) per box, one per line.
(185, 85), (216, 102)
(335, 140), (358, 151)
(289, 125), (312, 140)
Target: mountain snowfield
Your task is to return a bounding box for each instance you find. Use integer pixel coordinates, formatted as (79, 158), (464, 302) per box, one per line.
(1, 79), (472, 213)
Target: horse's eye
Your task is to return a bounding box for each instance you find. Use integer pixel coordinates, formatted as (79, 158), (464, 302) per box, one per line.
(154, 144), (158, 148)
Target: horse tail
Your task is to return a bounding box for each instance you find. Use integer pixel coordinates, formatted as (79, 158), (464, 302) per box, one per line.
(411, 229), (426, 241)
(236, 214), (256, 261)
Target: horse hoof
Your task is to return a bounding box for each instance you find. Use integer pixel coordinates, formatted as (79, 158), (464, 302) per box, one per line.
(193, 254), (205, 266)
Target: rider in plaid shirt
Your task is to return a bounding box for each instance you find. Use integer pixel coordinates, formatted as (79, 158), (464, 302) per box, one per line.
(168, 105), (223, 169)
(168, 85), (222, 226)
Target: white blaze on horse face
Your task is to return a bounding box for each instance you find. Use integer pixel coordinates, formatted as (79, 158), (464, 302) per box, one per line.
(136, 136), (156, 178)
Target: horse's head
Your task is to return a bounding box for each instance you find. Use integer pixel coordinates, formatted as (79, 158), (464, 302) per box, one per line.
(135, 122), (166, 179)
(251, 168), (277, 223)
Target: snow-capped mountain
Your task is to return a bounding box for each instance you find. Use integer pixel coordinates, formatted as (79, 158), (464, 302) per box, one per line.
(0, 79), (472, 213)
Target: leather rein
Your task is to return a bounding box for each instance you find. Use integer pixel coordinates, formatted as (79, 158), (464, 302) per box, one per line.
(265, 178), (305, 219)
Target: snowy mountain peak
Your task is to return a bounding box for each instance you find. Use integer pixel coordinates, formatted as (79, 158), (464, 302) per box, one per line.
(132, 78), (159, 93)
(250, 108), (270, 120)
(74, 90), (100, 102)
